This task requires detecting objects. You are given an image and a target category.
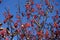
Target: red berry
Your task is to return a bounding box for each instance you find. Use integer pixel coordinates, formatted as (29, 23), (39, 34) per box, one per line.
(45, 0), (50, 6)
(31, 19), (35, 23)
(36, 4), (41, 9)
(14, 22), (18, 28)
(54, 22), (58, 28)
(33, 15), (37, 19)
(31, 8), (35, 12)
(37, 30), (43, 36)
(39, 10), (44, 16)
(3, 19), (7, 23)
(20, 34), (25, 39)
(25, 23), (31, 28)
(45, 30), (49, 38)
(55, 15), (59, 19)
(16, 15), (20, 19)
(5, 37), (9, 40)
(25, 3), (31, 10)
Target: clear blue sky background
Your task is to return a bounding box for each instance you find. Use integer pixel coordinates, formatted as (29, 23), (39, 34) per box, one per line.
(0, 0), (60, 40)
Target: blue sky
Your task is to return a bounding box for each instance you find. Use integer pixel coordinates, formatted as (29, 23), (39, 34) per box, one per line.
(0, 0), (60, 40)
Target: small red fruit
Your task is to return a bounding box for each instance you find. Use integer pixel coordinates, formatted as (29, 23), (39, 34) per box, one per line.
(5, 37), (9, 40)
(14, 22), (18, 28)
(25, 23), (31, 28)
(36, 4), (41, 9)
(54, 22), (58, 28)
